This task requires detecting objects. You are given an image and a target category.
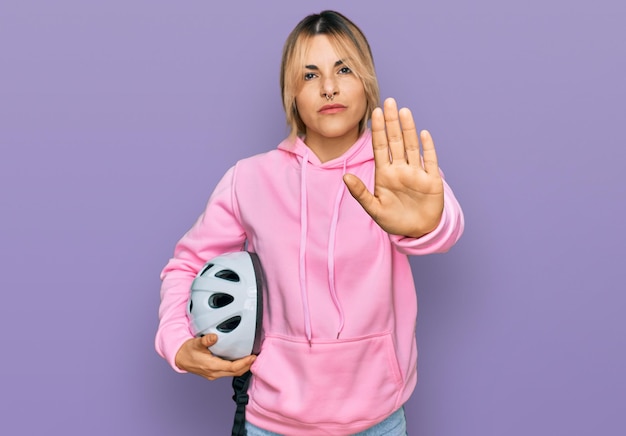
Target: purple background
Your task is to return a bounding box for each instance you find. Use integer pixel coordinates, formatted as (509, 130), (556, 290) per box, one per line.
(1, 0), (624, 434)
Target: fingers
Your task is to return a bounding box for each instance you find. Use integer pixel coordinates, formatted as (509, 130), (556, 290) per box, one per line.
(381, 98), (406, 163)
(229, 355), (257, 377)
(202, 351), (256, 380)
(200, 355), (256, 381)
(399, 107), (420, 166)
(177, 335), (256, 381)
(371, 106), (391, 166)
(372, 98), (420, 166)
(198, 334), (256, 376)
(420, 130), (439, 173)
(205, 354), (256, 380)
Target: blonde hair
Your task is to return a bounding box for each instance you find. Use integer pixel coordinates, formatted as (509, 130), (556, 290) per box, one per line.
(280, 11), (380, 138)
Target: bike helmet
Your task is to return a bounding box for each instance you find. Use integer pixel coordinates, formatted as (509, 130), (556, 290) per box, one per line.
(187, 252), (264, 361)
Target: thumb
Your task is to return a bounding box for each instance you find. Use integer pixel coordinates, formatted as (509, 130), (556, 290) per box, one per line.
(343, 174), (375, 213)
(199, 333), (218, 348)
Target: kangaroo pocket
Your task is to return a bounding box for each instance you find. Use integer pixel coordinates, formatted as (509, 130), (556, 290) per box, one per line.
(249, 333), (403, 426)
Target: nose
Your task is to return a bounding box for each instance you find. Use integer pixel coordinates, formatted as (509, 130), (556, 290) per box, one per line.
(320, 76), (338, 99)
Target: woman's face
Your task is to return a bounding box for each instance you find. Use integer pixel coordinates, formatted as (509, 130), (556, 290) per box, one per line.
(295, 35), (367, 160)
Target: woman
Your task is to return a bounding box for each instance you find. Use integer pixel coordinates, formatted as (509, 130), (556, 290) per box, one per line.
(156, 10), (464, 435)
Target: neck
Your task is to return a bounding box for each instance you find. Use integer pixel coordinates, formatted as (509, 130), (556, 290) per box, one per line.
(303, 129), (360, 163)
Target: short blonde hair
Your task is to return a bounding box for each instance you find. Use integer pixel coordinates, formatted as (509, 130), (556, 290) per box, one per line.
(280, 11), (380, 138)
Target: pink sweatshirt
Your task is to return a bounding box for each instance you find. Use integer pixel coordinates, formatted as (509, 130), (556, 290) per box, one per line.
(156, 130), (464, 435)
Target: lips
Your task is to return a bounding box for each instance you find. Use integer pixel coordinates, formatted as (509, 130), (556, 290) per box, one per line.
(319, 104), (347, 114)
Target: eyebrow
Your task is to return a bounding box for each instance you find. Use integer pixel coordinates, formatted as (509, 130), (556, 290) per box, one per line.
(304, 60), (344, 70)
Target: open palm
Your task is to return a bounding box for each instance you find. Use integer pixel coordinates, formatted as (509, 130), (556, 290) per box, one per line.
(343, 98), (444, 238)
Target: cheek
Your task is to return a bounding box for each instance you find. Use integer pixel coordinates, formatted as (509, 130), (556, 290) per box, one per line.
(295, 91), (317, 117)
(294, 100), (310, 120)
(345, 81), (366, 105)
(349, 91), (367, 117)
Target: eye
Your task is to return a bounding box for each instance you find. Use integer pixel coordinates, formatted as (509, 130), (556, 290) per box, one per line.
(338, 66), (352, 74)
(304, 72), (316, 81)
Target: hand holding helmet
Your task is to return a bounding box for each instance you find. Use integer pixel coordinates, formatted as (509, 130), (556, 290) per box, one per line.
(174, 334), (255, 381)
(187, 252), (264, 360)
(174, 252), (264, 381)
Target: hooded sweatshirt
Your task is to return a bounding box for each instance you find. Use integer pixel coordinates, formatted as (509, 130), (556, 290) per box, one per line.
(156, 130), (464, 435)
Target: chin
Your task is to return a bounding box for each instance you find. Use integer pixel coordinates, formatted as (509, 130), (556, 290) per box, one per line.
(318, 123), (360, 139)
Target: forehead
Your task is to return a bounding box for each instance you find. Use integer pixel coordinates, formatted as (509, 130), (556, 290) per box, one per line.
(302, 35), (342, 65)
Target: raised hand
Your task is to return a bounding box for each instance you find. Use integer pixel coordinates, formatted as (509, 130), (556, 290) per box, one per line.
(175, 334), (256, 381)
(343, 98), (444, 238)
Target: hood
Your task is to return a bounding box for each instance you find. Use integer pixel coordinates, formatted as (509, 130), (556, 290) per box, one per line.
(277, 129), (373, 169)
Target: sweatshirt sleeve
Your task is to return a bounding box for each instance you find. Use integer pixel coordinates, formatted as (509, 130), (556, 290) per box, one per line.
(155, 166), (247, 372)
(390, 174), (465, 255)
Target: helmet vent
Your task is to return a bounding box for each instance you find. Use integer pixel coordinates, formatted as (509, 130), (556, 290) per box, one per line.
(215, 269), (240, 282)
(208, 293), (234, 308)
(199, 263), (215, 276)
(216, 316), (241, 333)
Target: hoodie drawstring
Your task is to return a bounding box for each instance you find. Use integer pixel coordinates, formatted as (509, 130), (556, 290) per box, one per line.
(327, 159), (347, 339)
(299, 150), (313, 344)
(299, 152), (348, 344)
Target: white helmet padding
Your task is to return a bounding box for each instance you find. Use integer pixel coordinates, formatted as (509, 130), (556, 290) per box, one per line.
(187, 252), (264, 361)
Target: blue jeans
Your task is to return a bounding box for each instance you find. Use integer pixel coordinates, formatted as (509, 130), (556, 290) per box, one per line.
(245, 407), (407, 436)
